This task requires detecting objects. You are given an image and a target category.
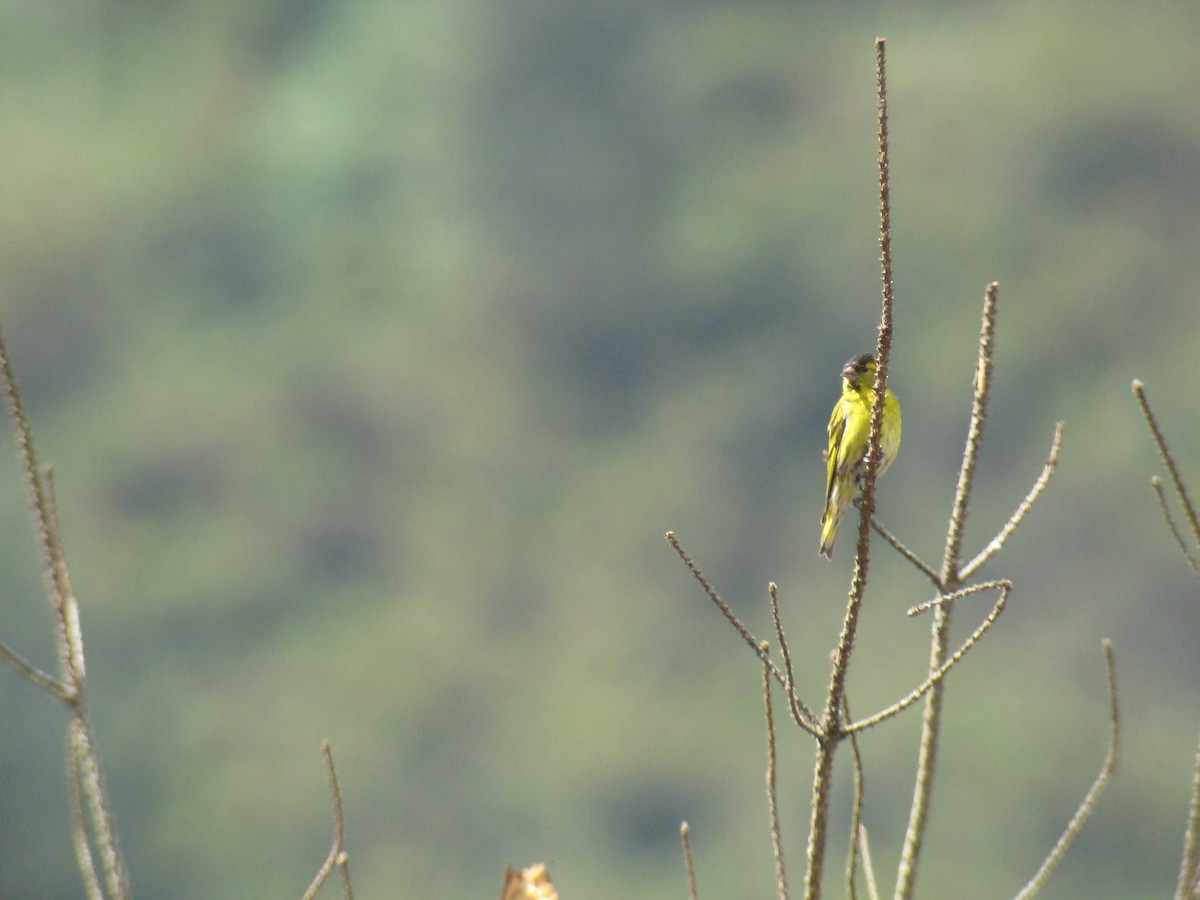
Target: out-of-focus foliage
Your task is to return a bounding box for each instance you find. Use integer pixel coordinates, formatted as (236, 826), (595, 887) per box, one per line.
(0, 1), (1198, 897)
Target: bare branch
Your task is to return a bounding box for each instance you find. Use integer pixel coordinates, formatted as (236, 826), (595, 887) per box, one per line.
(847, 581), (1010, 734)
(680, 822), (698, 900)
(768, 582), (820, 735)
(1134, 380), (1200, 548)
(303, 741), (354, 900)
(1015, 641), (1119, 900)
(962, 422), (1064, 579)
(762, 645), (789, 900)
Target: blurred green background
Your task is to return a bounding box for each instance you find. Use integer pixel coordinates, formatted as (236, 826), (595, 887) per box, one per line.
(1, 1), (1198, 897)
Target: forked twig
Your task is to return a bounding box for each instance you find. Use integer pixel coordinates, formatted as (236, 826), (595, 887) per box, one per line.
(302, 741), (354, 900)
(680, 822), (698, 900)
(1014, 641), (1119, 900)
(847, 580), (1010, 734)
(962, 422), (1064, 579)
(1151, 478), (1200, 578)
(1134, 380), (1200, 547)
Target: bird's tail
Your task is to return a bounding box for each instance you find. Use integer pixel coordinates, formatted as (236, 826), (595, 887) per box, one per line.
(818, 498), (844, 559)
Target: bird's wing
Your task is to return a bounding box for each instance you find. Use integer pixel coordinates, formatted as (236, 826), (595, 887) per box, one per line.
(825, 397), (849, 507)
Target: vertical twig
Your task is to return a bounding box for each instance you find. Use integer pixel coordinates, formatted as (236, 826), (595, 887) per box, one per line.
(762, 645), (789, 900)
(302, 741), (354, 900)
(943, 282), (999, 581)
(845, 695), (866, 900)
(681, 822), (698, 900)
(858, 824), (881, 900)
(1176, 727), (1200, 900)
(66, 727), (104, 900)
(71, 715), (129, 898)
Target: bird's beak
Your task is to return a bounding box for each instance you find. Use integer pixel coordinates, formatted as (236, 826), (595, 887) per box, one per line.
(841, 362), (858, 380)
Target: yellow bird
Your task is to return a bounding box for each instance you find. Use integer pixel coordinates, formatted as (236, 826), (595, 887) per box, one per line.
(819, 352), (901, 559)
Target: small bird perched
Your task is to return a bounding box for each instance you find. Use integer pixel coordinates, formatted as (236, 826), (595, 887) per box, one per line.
(819, 352), (902, 559)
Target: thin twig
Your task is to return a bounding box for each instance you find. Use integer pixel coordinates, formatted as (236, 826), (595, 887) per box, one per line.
(942, 282), (999, 582)
(869, 516), (940, 585)
(1177, 726), (1200, 900)
(71, 715), (129, 899)
(1152, 478), (1200, 579)
(681, 822), (698, 900)
(845, 695), (866, 900)
(768, 582), (820, 735)
(1015, 641), (1119, 900)
(962, 422), (1064, 579)
(302, 741), (354, 900)
(762, 645), (789, 900)
(66, 726), (104, 900)
(1134, 380), (1200, 547)
(0, 638), (70, 699)
(859, 824), (880, 900)
(0, 323), (69, 608)
(42, 465), (87, 689)
(666, 532), (788, 688)
(847, 581), (1010, 734)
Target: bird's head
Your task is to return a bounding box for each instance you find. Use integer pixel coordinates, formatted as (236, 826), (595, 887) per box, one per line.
(841, 353), (878, 389)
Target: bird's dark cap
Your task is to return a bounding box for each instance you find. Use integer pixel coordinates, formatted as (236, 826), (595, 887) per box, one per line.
(842, 353), (876, 380)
